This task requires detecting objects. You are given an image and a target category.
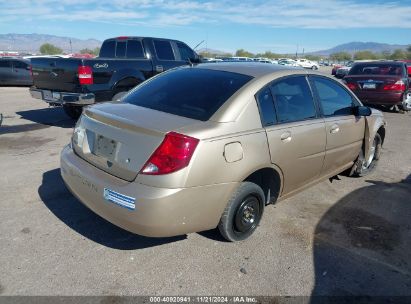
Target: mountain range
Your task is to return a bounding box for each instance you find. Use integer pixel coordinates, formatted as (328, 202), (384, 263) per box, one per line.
(0, 33), (409, 56)
(310, 42), (409, 56)
(0, 33), (101, 53)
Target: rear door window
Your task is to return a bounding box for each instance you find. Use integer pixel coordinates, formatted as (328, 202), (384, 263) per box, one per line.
(256, 87), (277, 126)
(270, 76), (317, 123)
(123, 68), (253, 121)
(311, 76), (355, 116)
(126, 40), (145, 58)
(153, 40), (175, 60)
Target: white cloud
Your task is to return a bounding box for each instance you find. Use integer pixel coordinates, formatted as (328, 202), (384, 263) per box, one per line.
(1, 0), (411, 28)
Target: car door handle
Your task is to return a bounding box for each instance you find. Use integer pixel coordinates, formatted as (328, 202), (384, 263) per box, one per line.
(330, 124), (340, 134)
(280, 131), (292, 142)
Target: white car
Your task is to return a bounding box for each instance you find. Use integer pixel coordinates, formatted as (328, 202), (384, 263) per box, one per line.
(296, 59), (319, 70)
(278, 59), (299, 67)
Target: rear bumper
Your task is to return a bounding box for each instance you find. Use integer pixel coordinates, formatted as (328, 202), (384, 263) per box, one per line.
(60, 145), (236, 237)
(30, 87), (95, 106)
(354, 91), (403, 105)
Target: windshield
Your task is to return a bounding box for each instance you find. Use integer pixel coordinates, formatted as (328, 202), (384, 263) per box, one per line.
(349, 64), (404, 76)
(123, 68), (253, 121)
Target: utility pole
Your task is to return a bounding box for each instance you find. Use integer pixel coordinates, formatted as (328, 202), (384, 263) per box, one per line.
(69, 39), (73, 54)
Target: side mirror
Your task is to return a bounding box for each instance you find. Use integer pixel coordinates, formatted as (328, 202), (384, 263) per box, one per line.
(189, 56), (201, 64)
(354, 106), (372, 116)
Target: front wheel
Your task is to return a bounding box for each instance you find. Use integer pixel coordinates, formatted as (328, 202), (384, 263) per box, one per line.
(311, 65), (318, 70)
(63, 105), (82, 120)
(218, 182), (264, 242)
(400, 90), (411, 111)
(350, 133), (382, 177)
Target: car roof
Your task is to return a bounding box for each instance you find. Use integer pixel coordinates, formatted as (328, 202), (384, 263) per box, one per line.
(104, 36), (187, 44)
(353, 61), (405, 66)
(0, 57), (29, 62)
(194, 62), (304, 78)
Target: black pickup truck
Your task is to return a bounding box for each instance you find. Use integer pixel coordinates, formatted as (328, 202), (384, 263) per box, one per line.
(29, 36), (199, 119)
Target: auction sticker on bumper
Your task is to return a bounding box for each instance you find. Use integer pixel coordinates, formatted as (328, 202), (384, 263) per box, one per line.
(103, 188), (135, 210)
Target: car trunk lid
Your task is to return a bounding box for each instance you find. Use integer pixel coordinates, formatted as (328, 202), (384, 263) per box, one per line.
(72, 102), (200, 181)
(345, 75), (403, 92)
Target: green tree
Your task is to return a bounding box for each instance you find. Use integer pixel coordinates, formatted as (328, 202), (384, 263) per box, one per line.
(304, 54), (321, 61)
(80, 47), (100, 56)
(198, 51), (232, 58)
(254, 51), (283, 59)
(39, 43), (63, 55)
(380, 50), (391, 59)
(390, 49), (406, 60)
(235, 49), (254, 57)
(353, 51), (377, 60)
(92, 47), (100, 56)
(329, 52), (351, 62)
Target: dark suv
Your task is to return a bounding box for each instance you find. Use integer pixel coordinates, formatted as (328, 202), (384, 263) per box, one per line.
(0, 58), (32, 86)
(344, 61), (411, 111)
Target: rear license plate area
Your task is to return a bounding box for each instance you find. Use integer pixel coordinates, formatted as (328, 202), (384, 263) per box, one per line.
(93, 134), (117, 160)
(362, 83), (376, 89)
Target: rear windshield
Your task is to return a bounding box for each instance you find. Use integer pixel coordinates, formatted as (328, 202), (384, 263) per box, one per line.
(123, 68), (253, 121)
(349, 64), (404, 76)
(99, 39), (145, 59)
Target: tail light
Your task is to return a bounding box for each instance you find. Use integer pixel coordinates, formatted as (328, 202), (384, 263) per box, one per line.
(383, 80), (405, 91)
(78, 65), (93, 85)
(28, 65), (33, 79)
(140, 132), (199, 175)
(346, 82), (358, 90)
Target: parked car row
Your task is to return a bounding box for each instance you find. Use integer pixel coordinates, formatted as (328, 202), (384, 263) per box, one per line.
(202, 56), (319, 69)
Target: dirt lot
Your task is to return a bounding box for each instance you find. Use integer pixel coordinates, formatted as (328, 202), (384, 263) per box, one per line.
(0, 86), (410, 296)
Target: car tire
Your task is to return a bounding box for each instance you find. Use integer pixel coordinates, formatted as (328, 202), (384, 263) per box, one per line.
(218, 182), (265, 242)
(400, 90), (411, 112)
(350, 133), (382, 177)
(311, 65), (318, 70)
(63, 105), (82, 120)
(112, 91), (128, 102)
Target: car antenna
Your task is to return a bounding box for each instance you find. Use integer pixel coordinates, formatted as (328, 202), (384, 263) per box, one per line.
(193, 40), (205, 51)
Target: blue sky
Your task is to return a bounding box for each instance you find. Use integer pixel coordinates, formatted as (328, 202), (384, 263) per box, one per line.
(1, 0), (411, 53)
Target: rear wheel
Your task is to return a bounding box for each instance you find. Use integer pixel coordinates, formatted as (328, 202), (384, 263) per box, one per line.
(400, 90), (411, 111)
(63, 105), (82, 120)
(350, 133), (382, 177)
(218, 182), (264, 242)
(311, 65), (318, 70)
